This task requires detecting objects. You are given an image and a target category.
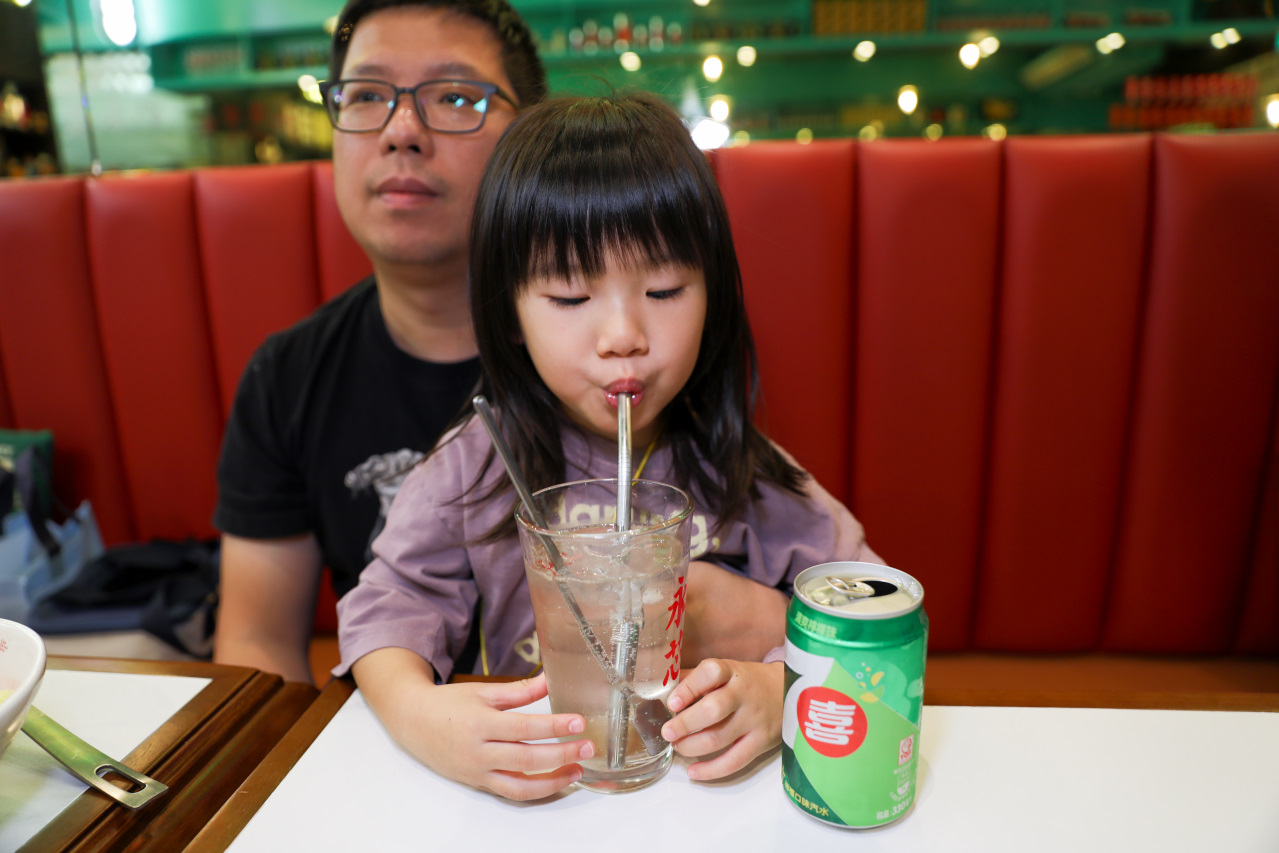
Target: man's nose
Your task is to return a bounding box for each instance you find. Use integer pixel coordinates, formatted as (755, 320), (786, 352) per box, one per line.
(380, 94), (433, 153)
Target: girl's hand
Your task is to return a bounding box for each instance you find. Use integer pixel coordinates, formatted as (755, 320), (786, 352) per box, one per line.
(659, 659), (784, 781)
(353, 649), (593, 801)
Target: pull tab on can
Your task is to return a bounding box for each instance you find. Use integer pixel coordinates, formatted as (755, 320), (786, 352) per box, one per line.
(802, 570), (919, 617)
(825, 576), (900, 599)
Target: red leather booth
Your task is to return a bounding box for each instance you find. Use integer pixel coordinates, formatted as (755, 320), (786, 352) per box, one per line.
(1, 133), (1276, 690)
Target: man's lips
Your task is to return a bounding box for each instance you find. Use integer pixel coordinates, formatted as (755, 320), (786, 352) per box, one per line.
(374, 176), (439, 206)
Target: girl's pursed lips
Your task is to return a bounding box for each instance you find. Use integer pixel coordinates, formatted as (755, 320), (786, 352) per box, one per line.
(604, 378), (644, 408)
(605, 378), (643, 394)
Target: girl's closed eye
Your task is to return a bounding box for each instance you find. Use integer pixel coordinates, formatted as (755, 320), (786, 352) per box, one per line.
(648, 287), (685, 301)
(549, 295), (589, 308)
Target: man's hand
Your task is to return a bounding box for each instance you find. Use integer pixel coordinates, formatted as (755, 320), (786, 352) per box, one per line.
(682, 560), (789, 665)
(214, 533), (323, 684)
(353, 648), (592, 801)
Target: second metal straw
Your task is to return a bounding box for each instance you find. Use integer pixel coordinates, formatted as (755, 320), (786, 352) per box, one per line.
(471, 395), (670, 758)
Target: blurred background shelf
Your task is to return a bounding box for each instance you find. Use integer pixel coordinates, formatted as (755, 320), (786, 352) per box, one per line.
(4, 0), (1276, 171)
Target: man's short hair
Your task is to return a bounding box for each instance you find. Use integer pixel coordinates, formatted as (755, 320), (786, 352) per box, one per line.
(329, 0), (547, 108)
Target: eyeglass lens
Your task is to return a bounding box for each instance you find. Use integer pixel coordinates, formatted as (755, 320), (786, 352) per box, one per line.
(327, 81), (494, 132)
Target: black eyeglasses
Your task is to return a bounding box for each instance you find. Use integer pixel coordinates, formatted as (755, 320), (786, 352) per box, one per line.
(319, 78), (517, 134)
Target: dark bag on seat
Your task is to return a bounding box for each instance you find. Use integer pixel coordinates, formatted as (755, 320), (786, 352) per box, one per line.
(45, 538), (220, 658)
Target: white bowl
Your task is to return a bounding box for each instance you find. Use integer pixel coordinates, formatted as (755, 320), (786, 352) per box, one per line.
(0, 618), (47, 761)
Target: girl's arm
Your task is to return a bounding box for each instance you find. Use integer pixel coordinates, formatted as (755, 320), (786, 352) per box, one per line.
(352, 647), (595, 801)
(683, 560), (789, 665)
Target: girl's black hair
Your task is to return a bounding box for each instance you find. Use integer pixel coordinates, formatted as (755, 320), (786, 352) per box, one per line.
(465, 91), (807, 540)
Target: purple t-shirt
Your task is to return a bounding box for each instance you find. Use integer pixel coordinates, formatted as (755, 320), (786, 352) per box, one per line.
(335, 417), (881, 680)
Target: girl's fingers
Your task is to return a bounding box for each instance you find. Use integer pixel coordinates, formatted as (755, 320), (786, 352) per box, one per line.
(476, 676), (587, 741)
(685, 732), (771, 782)
(481, 672), (551, 711)
(666, 659), (733, 714)
(669, 715), (740, 758)
(489, 708), (586, 742)
(483, 764), (584, 802)
(662, 683), (738, 743)
(484, 737), (595, 775)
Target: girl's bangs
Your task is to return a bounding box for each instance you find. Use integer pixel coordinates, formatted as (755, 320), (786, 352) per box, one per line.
(515, 129), (712, 284)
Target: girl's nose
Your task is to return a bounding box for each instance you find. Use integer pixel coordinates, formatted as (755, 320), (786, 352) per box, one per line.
(597, 307), (648, 358)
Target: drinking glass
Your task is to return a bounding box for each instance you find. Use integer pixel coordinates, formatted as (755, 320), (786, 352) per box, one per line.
(517, 478), (692, 793)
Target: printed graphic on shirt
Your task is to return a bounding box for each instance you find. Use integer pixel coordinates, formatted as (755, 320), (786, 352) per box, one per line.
(513, 630), (540, 669)
(344, 448), (426, 561)
(688, 514), (720, 560)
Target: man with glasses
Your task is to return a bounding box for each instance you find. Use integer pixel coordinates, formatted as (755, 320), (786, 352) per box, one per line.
(214, 0), (791, 688)
(213, 0), (544, 684)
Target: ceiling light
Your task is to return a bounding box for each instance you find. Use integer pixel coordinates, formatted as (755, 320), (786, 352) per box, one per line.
(690, 117), (729, 149)
(898, 85), (919, 114)
(702, 55), (723, 82)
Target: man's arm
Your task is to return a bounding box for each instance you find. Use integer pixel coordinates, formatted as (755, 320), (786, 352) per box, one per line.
(682, 560), (789, 666)
(214, 533), (324, 684)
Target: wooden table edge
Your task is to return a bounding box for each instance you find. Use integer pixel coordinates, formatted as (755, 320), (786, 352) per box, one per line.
(17, 658), (276, 852)
(46, 656), (259, 680)
(184, 678), (357, 852)
(118, 680), (320, 852)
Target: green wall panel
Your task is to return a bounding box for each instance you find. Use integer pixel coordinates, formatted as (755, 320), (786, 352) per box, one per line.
(133, 0), (333, 44)
(31, 0), (1276, 140)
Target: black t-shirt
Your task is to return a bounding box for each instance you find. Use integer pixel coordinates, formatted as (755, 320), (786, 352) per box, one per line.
(213, 278), (481, 596)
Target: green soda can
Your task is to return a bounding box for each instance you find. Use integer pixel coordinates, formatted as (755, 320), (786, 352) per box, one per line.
(782, 562), (927, 828)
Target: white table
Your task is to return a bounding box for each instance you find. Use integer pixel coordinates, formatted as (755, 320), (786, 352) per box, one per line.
(195, 683), (1279, 853)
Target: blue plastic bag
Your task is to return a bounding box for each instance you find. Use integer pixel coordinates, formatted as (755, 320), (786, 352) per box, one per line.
(0, 500), (106, 625)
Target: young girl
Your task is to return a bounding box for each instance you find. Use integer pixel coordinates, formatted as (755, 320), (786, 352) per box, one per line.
(336, 92), (881, 802)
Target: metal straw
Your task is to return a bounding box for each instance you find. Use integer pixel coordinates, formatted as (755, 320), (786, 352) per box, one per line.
(616, 394), (632, 534)
(606, 394), (640, 769)
(471, 396), (670, 757)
